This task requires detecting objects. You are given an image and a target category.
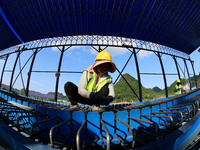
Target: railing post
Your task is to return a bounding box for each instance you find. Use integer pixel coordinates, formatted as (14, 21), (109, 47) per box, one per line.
(189, 59), (197, 87)
(55, 46), (71, 102)
(26, 48), (38, 96)
(157, 52), (168, 98)
(55, 46), (65, 102)
(9, 48), (21, 91)
(133, 48), (142, 102)
(0, 54), (9, 88)
(183, 59), (191, 90)
(173, 56), (181, 81)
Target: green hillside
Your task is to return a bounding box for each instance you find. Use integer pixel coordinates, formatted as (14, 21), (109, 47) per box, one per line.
(113, 74), (200, 103)
(160, 76), (199, 96)
(152, 86), (162, 93)
(114, 73), (161, 103)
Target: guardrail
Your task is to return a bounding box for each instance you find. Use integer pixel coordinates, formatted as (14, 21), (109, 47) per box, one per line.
(0, 87), (200, 149)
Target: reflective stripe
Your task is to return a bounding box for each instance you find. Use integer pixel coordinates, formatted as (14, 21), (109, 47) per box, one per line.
(86, 72), (97, 92)
(175, 84), (182, 94)
(87, 71), (94, 83)
(85, 71), (112, 93)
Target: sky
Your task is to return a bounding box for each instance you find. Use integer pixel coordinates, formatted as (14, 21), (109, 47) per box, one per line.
(0, 45), (199, 96)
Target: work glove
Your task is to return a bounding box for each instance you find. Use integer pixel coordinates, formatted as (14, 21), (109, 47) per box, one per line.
(90, 92), (98, 101)
(102, 96), (114, 105)
(90, 92), (104, 101)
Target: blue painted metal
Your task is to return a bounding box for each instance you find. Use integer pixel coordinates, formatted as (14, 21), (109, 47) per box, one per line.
(47, 108), (58, 130)
(59, 110), (71, 137)
(87, 112), (101, 145)
(141, 107), (151, 127)
(37, 106), (47, 130)
(0, 7), (21, 51)
(174, 112), (200, 149)
(0, 7), (23, 43)
(134, 111), (200, 150)
(102, 111), (116, 144)
(130, 109), (141, 129)
(0, 1), (200, 53)
(0, 88), (200, 149)
(116, 111), (129, 137)
(0, 118), (56, 150)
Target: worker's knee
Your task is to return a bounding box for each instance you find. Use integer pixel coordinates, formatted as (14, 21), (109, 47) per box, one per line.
(64, 82), (77, 94)
(64, 82), (72, 90)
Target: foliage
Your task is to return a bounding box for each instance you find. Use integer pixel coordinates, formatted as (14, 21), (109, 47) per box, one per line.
(113, 74), (200, 103)
(152, 86), (162, 93)
(114, 73), (160, 103)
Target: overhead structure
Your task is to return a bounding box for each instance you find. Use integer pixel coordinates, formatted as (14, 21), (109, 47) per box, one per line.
(0, 0), (200, 54)
(0, 1), (200, 150)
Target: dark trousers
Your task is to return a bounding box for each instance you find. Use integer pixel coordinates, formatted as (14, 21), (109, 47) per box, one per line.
(64, 82), (109, 106)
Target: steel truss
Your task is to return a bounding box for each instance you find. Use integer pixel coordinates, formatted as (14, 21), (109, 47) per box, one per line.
(0, 36), (189, 59)
(0, 36), (197, 102)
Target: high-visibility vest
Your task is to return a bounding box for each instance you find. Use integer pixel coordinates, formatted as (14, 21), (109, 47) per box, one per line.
(85, 71), (112, 93)
(175, 84), (182, 94)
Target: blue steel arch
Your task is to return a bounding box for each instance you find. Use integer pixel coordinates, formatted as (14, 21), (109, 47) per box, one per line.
(0, 0), (200, 54)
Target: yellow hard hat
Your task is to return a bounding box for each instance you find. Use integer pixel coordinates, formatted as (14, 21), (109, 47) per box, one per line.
(93, 50), (116, 73)
(95, 50), (113, 62)
(177, 79), (181, 83)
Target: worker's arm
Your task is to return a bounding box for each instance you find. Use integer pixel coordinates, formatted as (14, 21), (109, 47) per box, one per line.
(78, 71), (90, 98)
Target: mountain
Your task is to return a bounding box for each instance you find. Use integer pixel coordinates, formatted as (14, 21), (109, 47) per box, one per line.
(1, 84), (19, 93)
(114, 73), (159, 103)
(48, 92), (66, 100)
(2, 74), (199, 102)
(29, 91), (54, 99)
(189, 75), (200, 81)
(1, 84), (54, 100)
(159, 76), (200, 96)
(152, 86), (162, 93)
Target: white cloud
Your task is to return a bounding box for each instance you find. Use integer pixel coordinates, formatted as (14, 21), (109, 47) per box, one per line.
(82, 46), (129, 56)
(106, 47), (129, 56)
(51, 47), (59, 51)
(138, 50), (153, 59)
(31, 80), (45, 87)
(57, 44), (130, 58)
(0, 60), (4, 66)
(82, 47), (98, 55)
(64, 46), (81, 57)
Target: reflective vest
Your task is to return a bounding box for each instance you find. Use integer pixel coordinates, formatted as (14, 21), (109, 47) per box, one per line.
(175, 84), (182, 94)
(85, 71), (112, 93)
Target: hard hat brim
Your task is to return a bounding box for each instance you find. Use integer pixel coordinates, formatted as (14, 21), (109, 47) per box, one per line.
(93, 60), (116, 73)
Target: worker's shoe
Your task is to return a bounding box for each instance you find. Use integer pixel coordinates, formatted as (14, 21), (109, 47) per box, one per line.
(69, 104), (79, 111)
(92, 106), (105, 112)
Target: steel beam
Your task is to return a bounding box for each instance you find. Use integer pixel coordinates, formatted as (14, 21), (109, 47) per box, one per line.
(0, 54), (9, 88)
(173, 56), (181, 81)
(55, 46), (66, 102)
(9, 48), (21, 91)
(157, 52), (168, 98)
(26, 48), (39, 96)
(189, 59), (197, 87)
(183, 59), (191, 90)
(133, 48), (142, 102)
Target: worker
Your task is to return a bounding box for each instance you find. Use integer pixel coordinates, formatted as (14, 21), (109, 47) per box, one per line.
(175, 79), (182, 95)
(64, 50), (116, 111)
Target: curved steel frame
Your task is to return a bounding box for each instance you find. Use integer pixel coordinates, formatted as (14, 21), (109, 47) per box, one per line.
(0, 36), (189, 59)
(0, 36), (197, 102)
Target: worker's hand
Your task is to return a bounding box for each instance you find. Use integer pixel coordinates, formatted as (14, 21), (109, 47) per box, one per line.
(90, 92), (98, 101)
(90, 92), (104, 101)
(102, 96), (114, 105)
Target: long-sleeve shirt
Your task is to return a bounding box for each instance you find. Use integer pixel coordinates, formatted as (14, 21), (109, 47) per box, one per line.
(78, 71), (115, 100)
